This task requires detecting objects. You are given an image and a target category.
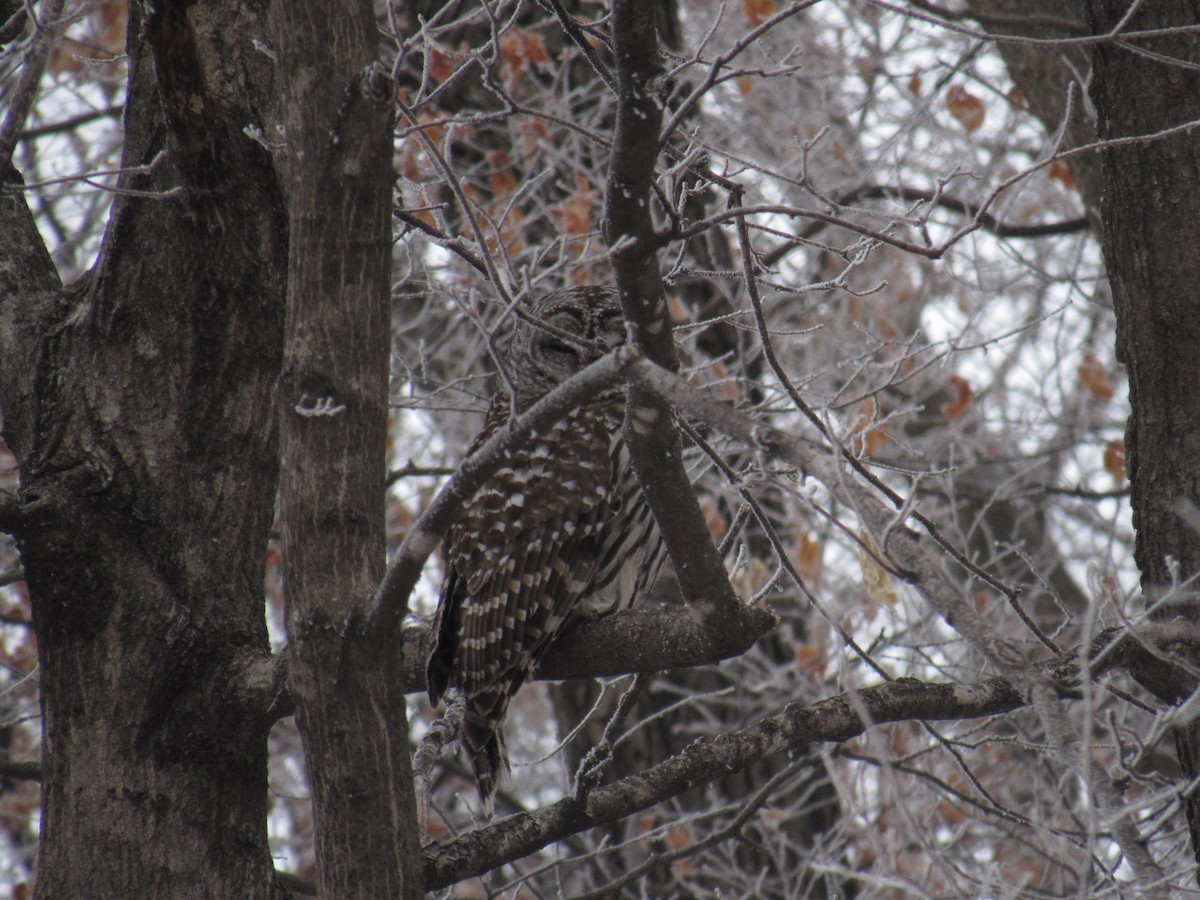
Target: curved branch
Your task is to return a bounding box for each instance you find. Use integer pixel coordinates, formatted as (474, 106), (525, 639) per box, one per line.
(759, 183), (1090, 267)
(423, 674), (1030, 889)
(389, 605), (777, 699)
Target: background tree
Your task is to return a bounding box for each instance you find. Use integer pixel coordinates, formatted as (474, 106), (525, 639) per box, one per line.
(2, 0), (1200, 896)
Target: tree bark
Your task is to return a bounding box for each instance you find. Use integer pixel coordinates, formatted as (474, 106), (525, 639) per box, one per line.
(1084, 0), (1200, 878)
(274, 2), (424, 896)
(0, 0), (289, 895)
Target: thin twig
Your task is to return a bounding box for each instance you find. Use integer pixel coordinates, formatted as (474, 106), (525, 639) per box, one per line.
(0, 0), (68, 169)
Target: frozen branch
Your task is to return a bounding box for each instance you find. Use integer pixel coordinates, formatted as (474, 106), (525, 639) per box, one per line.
(605, 0), (769, 648)
(0, 0), (66, 168)
(423, 674), (1032, 889)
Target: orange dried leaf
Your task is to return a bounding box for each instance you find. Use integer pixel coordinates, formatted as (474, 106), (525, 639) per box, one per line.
(521, 31), (551, 70)
(1078, 353), (1115, 401)
(697, 494), (728, 544)
(666, 824), (694, 852)
(735, 75), (754, 96)
(518, 117), (550, 154)
(1007, 86), (1027, 109)
(1048, 160), (1077, 190)
(830, 137), (852, 167)
(568, 267), (598, 287)
(95, 1), (129, 51)
(795, 642), (827, 676)
(907, 72), (923, 96)
(552, 175), (598, 236)
(791, 530), (823, 587)
(1104, 440), (1126, 484)
(851, 397), (889, 455)
(946, 85), (986, 133)
(939, 798), (968, 825)
(498, 33), (526, 90)
(428, 47), (455, 83)
(859, 530), (898, 606)
(942, 374), (973, 421)
(498, 29), (551, 91)
(487, 150), (518, 199)
(743, 0), (777, 26)
(862, 424), (891, 456)
(665, 823), (696, 876)
(872, 309), (900, 341)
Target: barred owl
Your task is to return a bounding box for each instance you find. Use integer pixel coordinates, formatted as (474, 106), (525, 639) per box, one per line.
(427, 285), (668, 809)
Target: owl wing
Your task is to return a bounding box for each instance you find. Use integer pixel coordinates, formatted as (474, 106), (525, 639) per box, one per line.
(427, 397), (624, 804)
(451, 397), (619, 691)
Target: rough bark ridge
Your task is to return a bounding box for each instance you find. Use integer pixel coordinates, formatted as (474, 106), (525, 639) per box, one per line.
(1085, 0), (1200, 878)
(273, 3), (424, 896)
(0, 1), (288, 895)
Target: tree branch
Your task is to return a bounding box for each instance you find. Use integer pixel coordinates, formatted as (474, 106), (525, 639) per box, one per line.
(17, 104), (124, 141)
(0, 0), (66, 168)
(423, 674), (1031, 888)
(604, 1), (769, 650)
(760, 183), (1090, 267)
(386, 603), (778, 699)
(0, 162), (63, 458)
(0, 487), (21, 534)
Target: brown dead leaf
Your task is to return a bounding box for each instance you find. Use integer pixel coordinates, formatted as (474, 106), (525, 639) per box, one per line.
(942, 374), (973, 421)
(428, 47), (455, 84)
(697, 494), (728, 544)
(1048, 159), (1077, 190)
(666, 824), (696, 876)
(859, 530), (898, 607)
(705, 359), (742, 403)
(743, 0), (777, 26)
(551, 175), (598, 236)
(790, 527), (823, 587)
(853, 398), (892, 456)
(487, 150), (518, 199)
(1104, 440), (1126, 484)
(795, 642), (827, 676)
(1078, 353), (1115, 401)
(946, 84), (986, 133)
(499, 29), (551, 91)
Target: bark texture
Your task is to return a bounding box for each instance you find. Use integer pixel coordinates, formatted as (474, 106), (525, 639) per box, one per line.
(274, 3), (424, 896)
(1085, 0), (1200, 877)
(1, 1), (289, 895)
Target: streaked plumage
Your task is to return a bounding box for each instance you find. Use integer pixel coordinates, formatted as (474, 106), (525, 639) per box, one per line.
(427, 286), (667, 808)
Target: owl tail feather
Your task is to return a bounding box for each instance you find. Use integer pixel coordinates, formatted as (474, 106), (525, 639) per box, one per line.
(461, 699), (510, 816)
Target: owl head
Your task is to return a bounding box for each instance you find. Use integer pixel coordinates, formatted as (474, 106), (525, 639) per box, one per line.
(507, 286), (628, 402)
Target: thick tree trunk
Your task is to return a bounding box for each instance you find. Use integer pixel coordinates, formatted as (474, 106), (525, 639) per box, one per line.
(1, 1), (289, 895)
(1084, 0), (1200, 877)
(274, 4), (424, 897)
